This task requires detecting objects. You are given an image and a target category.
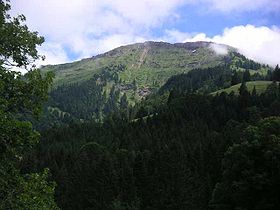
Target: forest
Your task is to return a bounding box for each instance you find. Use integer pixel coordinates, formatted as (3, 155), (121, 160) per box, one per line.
(27, 80), (280, 210)
(1, 1), (280, 210)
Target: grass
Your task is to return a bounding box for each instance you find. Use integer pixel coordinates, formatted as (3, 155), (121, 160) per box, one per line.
(41, 42), (226, 89)
(41, 41), (270, 104)
(212, 81), (276, 95)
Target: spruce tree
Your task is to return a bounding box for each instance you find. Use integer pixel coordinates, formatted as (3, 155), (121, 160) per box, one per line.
(272, 64), (280, 81)
(231, 70), (240, 86)
(243, 69), (251, 82)
(239, 81), (248, 96)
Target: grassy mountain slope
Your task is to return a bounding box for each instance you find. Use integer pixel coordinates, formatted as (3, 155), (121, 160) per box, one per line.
(37, 41), (270, 129)
(212, 81), (277, 95)
(42, 41), (229, 88)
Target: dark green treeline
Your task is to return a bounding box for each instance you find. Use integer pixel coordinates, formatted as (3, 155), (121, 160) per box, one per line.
(24, 81), (280, 210)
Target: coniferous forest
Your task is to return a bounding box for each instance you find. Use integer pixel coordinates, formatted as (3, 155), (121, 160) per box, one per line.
(1, 1), (280, 210)
(27, 82), (280, 210)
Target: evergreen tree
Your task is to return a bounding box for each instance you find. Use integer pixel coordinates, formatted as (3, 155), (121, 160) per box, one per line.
(32, 87), (280, 210)
(265, 81), (279, 99)
(211, 117), (280, 210)
(272, 64), (280, 81)
(252, 86), (257, 97)
(242, 69), (251, 82)
(239, 81), (249, 96)
(120, 93), (129, 109)
(231, 70), (240, 86)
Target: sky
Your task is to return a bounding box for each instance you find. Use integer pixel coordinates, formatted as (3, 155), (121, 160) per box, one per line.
(11, 0), (280, 67)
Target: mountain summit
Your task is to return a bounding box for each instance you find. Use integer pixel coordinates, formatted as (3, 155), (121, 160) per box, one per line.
(38, 41), (267, 129)
(42, 41), (231, 87)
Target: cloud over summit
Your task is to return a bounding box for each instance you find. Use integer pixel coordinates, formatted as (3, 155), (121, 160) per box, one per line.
(11, 0), (280, 67)
(185, 25), (280, 66)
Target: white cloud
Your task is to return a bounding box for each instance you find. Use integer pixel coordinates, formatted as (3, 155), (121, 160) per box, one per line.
(159, 29), (192, 43)
(11, 43), (70, 74)
(37, 43), (70, 66)
(104, 0), (185, 27)
(11, 0), (186, 62)
(10, 0), (280, 68)
(185, 25), (280, 66)
(74, 34), (148, 59)
(209, 43), (228, 55)
(203, 0), (280, 13)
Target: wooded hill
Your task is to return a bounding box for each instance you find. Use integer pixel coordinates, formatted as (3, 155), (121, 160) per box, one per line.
(24, 46), (280, 210)
(36, 42), (271, 130)
(2, 0), (280, 209)
(26, 79), (280, 210)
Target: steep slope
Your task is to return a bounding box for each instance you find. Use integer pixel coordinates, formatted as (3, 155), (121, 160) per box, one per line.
(42, 41), (230, 88)
(37, 41), (269, 129)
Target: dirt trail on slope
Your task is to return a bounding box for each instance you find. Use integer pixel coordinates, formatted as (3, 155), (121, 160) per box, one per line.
(138, 47), (149, 68)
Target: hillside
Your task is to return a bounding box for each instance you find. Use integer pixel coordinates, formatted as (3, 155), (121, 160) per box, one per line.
(36, 41), (270, 129)
(34, 87), (280, 210)
(42, 41), (230, 87)
(212, 81), (277, 95)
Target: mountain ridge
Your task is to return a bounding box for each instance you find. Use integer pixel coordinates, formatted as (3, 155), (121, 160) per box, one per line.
(41, 41), (232, 87)
(44, 41), (232, 67)
(36, 41), (270, 129)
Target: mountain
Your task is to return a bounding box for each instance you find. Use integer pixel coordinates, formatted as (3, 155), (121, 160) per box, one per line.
(37, 41), (269, 129)
(28, 42), (280, 209)
(42, 41), (230, 87)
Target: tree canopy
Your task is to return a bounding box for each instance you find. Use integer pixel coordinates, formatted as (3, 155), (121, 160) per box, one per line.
(0, 0), (44, 68)
(0, 0), (58, 209)
(211, 117), (280, 210)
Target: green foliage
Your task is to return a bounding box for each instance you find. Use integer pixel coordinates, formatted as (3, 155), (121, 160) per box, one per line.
(0, 1), (58, 209)
(243, 69), (251, 82)
(41, 42), (227, 87)
(0, 70), (58, 210)
(29, 83), (280, 210)
(230, 51), (265, 71)
(213, 81), (277, 95)
(17, 169), (58, 210)
(0, 67), (54, 116)
(239, 81), (248, 96)
(0, 0), (44, 68)
(36, 42), (270, 130)
(2, 1), (278, 209)
(42, 42), (268, 92)
(211, 117), (280, 210)
(159, 65), (233, 95)
(231, 70), (242, 85)
(0, 168), (59, 210)
(272, 64), (280, 81)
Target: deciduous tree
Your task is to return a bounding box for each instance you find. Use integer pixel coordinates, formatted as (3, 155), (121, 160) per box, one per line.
(0, 1), (58, 209)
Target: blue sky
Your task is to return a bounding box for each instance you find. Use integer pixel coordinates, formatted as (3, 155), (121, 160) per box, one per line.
(12, 0), (280, 67)
(172, 5), (279, 35)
